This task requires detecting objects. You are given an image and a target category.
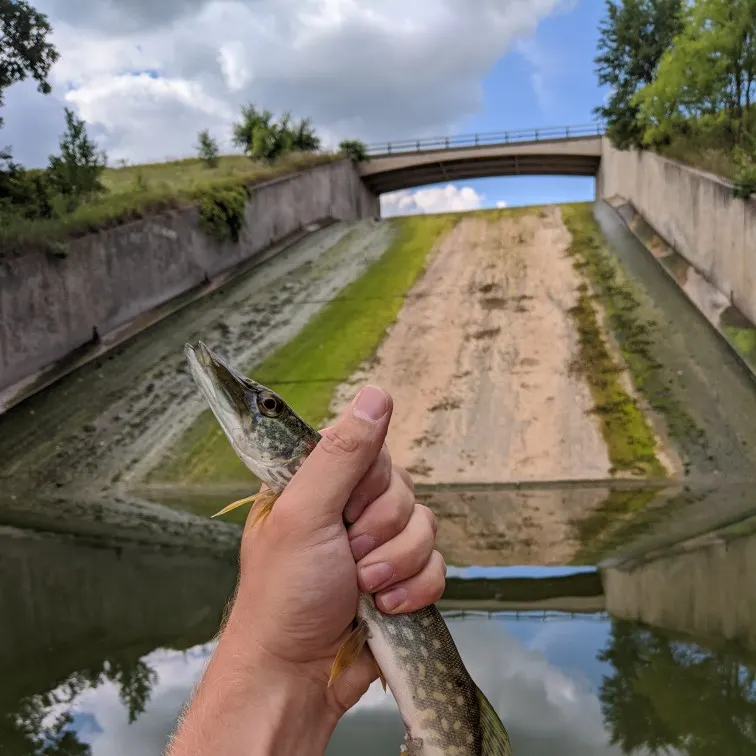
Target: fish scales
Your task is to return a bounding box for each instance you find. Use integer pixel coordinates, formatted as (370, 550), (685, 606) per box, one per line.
(184, 341), (513, 755)
(358, 594), (483, 755)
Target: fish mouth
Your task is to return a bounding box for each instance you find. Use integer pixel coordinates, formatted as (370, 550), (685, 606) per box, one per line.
(185, 341), (260, 439)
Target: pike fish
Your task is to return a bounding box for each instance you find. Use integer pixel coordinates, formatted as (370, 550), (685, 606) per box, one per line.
(185, 341), (513, 756)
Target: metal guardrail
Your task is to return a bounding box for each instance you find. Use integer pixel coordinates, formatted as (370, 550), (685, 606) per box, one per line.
(443, 609), (610, 622)
(364, 123), (606, 156)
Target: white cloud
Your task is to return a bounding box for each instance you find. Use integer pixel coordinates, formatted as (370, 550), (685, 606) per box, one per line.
(3, 0), (570, 166)
(40, 617), (629, 755)
(497, 200), (509, 208)
(380, 184), (484, 216)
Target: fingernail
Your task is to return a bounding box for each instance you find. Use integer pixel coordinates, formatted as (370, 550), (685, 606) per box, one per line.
(349, 533), (376, 561)
(377, 587), (407, 612)
(344, 492), (369, 523)
(360, 562), (394, 591)
(353, 386), (388, 422)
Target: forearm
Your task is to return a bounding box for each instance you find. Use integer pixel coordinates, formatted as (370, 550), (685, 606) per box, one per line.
(166, 619), (338, 756)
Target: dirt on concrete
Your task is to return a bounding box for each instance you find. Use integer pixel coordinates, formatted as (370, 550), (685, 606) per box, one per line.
(416, 486), (611, 566)
(331, 207), (621, 485)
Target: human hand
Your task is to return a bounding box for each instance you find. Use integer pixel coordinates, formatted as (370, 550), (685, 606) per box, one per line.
(170, 386), (445, 756)
(229, 385), (444, 707)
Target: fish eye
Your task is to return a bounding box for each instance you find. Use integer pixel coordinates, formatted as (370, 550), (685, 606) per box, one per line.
(258, 391), (283, 417)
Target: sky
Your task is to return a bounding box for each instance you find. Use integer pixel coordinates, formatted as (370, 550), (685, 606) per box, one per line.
(1, 0), (610, 215)
(44, 615), (631, 755)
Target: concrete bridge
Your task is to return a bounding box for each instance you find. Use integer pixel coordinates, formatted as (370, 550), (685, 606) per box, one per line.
(358, 123), (605, 194)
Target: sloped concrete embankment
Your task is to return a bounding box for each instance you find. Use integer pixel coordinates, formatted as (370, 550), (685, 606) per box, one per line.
(0, 159), (378, 403)
(598, 137), (756, 326)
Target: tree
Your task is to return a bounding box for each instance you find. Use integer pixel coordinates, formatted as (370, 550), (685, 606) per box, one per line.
(196, 128), (219, 168)
(633, 0), (756, 145)
(594, 0), (684, 148)
(0, 0), (59, 129)
(338, 138), (368, 162)
(48, 107), (107, 209)
(231, 104), (321, 162)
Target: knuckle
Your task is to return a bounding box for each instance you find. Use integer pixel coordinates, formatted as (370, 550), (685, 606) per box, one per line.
(319, 427), (361, 457)
(418, 504), (437, 535)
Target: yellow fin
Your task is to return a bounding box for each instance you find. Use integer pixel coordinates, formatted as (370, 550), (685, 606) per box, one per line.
(328, 620), (369, 688)
(249, 489), (280, 526)
(211, 493), (260, 518)
(210, 488), (279, 521)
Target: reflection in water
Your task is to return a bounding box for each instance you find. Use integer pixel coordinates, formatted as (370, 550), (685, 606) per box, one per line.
(7, 612), (756, 756)
(2, 512), (756, 754)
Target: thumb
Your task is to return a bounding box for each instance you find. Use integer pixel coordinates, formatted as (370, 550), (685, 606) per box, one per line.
(277, 386), (392, 528)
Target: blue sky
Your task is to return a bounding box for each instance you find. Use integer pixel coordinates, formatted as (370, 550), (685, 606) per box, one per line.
(385, 0), (609, 212)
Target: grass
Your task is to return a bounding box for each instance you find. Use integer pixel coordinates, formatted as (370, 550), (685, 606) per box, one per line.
(561, 204), (666, 478)
(0, 151), (339, 253)
(151, 212), (460, 489)
(562, 203), (705, 473)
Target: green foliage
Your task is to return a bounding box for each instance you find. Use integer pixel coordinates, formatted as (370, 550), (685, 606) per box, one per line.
(232, 104), (321, 162)
(633, 0), (756, 148)
(48, 107), (107, 211)
(196, 128), (220, 168)
(198, 184), (249, 243)
(594, 0), (684, 148)
(0, 148), (54, 221)
(0, 0), (59, 128)
(732, 141), (756, 198)
(338, 138), (369, 162)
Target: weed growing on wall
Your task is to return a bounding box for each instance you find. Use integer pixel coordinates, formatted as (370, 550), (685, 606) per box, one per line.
(197, 185), (249, 244)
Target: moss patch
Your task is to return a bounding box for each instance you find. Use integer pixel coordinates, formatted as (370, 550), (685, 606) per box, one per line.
(562, 206), (665, 478)
(567, 280), (665, 477)
(150, 213), (459, 487)
(561, 203), (704, 473)
(723, 325), (756, 372)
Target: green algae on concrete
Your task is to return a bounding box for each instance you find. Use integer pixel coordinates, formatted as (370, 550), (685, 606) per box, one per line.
(562, 203), (704, 475)
(561, 204), (666, 478)
(150, 213), (460, 492)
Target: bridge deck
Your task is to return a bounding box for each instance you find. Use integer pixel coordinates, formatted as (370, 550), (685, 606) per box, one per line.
(359, 134), (603, 194)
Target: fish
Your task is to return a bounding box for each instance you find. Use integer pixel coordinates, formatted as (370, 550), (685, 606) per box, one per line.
(185, 340), (513, 756)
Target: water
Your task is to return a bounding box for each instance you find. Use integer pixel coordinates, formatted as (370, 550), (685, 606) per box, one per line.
(2, 520), (755, 755)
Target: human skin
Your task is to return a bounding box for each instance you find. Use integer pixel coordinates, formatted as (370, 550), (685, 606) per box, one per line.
(166, 386), (445, 756)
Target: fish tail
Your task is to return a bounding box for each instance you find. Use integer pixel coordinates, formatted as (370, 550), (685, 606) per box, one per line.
(476, 684), (513, 755)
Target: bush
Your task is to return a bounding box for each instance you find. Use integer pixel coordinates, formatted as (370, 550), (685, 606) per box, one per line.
(232, 104), (321, 162)
(48, 107), (107, 211)
(0, 149), (55, 222)
(198, 185), (249, 243)
(197, 129), (220, 168)
(732, 144), (756, 199)
(338, 139), (368, 162)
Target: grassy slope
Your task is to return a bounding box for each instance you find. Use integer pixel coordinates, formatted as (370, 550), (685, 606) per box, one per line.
(150, 212), (460, 501)
(1, 152), (338, 251)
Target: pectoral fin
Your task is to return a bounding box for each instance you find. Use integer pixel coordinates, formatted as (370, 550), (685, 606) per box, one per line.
(211, 488), (279, 523)
(328, 620), (369, 688)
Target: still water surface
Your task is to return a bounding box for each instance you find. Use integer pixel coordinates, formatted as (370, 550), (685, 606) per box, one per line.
(2, 523), (755, 755)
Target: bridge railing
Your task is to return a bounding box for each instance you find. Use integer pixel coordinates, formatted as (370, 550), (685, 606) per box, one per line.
(364, 122), (606, 156)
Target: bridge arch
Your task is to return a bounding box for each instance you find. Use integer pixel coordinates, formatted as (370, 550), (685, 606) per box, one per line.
(358, 124), (604, 195)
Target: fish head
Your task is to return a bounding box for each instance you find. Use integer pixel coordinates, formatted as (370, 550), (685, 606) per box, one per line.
(184, 341), (320, 492)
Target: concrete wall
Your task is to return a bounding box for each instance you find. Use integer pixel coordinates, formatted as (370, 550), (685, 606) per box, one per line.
(599, 137), (756, 326)
(602, 528), (756, 650)
(0, 159), (379, 395)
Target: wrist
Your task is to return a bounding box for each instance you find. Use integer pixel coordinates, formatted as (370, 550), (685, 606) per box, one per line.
(169, 612), (338, 756)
